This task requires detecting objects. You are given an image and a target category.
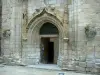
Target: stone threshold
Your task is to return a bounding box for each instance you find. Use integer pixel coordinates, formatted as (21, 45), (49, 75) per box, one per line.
(26, 64), (62, 71)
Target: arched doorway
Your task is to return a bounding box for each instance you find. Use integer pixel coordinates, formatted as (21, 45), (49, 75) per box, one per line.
(39, 22), (59, 64)
(25, 8), (64, 67)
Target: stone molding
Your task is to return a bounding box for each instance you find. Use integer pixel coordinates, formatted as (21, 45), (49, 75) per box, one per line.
(22, 7), (64, 40)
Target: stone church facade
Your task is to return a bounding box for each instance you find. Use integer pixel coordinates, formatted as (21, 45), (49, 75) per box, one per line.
(1, 0), (100, 73)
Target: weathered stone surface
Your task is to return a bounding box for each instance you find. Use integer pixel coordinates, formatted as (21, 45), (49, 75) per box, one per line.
(1, 0), (100, 74)
(79, 62), (87, 68)
(86, 62), (94, 68)
(75, 66), (86, 72)
(0, 57), (4, 64)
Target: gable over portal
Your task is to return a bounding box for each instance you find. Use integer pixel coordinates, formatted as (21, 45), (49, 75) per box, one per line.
(22, 7), (65, 40)
(26, 7), (63, 30)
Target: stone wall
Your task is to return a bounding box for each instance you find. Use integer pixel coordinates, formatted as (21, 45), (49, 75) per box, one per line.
(0, 0), (2, 56)
(2, 0), (13, 56)
(69, 0), (100, 73)
(1, 0), (100, 73)
(2, 0), (23, 64)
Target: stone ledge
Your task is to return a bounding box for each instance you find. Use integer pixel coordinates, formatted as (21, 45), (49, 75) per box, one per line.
(95, 63), (100, 68)
(79, 62), (87, 68)
(75, 66), (86, 73)
(87, 62), (94, 68)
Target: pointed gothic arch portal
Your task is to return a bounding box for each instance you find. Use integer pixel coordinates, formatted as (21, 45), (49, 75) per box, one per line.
(40, 22), (59, 64)
(26, 8), (64, 66)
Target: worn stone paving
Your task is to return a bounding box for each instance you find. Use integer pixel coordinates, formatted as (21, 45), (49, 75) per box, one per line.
(0, 65), (93, 75)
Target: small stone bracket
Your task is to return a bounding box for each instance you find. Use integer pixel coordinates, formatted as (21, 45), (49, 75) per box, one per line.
(2, 29), (11, 38)
(85, 25), (97, 40)
(63, 38), (69, 42)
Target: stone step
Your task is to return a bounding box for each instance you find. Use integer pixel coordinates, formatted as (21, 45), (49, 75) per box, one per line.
(95, 63), (100, 68)
(0, 57), (4, 63)
(0, 57), (3, 59)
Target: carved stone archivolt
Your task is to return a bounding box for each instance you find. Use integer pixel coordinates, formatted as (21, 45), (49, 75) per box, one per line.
(27, 7), (63, 28)
(21, 6), (69, 67)
(22, 7), (64, 40)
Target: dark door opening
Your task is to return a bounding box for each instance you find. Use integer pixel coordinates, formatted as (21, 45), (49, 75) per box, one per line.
(39, 22), (59, 64)
(40, 38), (54, 64)
(48, 42), (54, 63)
